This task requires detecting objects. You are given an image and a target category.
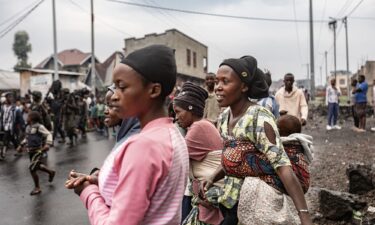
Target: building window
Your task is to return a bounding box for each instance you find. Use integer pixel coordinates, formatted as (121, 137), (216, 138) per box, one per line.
(186, 49), (191, 66)
(339, 79), (345, 85)
(203, 57), (207, 73)
(193, 52), (197, 68)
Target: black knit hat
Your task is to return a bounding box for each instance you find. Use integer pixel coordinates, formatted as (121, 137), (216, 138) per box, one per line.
(220, 55), (269, 99)
(173, 82), (208, 117)
(121, 45), (177, 97)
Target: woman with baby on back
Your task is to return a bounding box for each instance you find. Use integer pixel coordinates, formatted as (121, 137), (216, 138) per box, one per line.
(201, 55), (312, 225)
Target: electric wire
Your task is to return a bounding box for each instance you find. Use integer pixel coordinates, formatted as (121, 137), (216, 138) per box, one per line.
(142, 0), (230, 58)
(68, 0), (134, 37)
(347, 0), (365, 16)
(0, 0), (41, 28)
(316, 0), (327, 60)
(106, 0), (329, 23)
(0, 0), (45, 39)
(292, 0), (304, 66)
(336, 0), (354, 18)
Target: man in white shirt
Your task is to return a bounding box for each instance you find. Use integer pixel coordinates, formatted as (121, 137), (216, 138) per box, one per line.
(326, 78), (341, 130)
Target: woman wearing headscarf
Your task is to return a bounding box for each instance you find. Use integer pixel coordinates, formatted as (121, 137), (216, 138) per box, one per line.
(173, 82), (224, 225)
(66, 45), (189, 224)
(201, 56), (312, 225)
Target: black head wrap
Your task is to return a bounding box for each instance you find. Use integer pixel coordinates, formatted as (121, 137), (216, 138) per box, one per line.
(121, 45), (177, 98)
(220, 55), (269, 99)
(173, 82), (208, 118)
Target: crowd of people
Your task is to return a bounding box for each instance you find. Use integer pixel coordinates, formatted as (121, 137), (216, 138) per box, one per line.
(60, 45), (314, 225)
(326, 74), (375, 132)
(4, 40), (375, 224)
(0, 45), (316, 224)
(13, 41), (375, 224)
(8, 43), (375, 224)
(0, 80), (121, 195)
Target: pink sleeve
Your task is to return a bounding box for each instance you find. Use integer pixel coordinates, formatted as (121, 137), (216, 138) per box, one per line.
(80, 185), (111, 224)
(186, 121), (223, 161)
(80, 138), (170, 225)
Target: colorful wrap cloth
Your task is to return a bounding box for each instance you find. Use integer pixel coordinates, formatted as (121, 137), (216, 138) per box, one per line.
(222, 138), (310, 194)
(182, 181), (223, 225)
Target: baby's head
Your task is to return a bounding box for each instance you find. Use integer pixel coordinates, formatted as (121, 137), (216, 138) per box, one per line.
(277, 115), (301, 137)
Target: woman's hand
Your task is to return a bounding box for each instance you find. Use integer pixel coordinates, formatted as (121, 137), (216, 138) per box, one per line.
(42, 144), (50, 152)
(299, 212), (313, 225)
(73, 180), (91, 196)
(65, 169), (100, 189)
(199, 177), (213, 198)
(276, 166), (312, 225)
(65, 170), (89, 189)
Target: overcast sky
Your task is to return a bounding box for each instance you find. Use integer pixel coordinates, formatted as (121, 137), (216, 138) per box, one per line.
(0, 0), (374, 85)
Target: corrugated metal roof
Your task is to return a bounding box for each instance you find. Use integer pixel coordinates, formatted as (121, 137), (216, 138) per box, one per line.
(35, 49), (92, 68)
(0, 70), (20, 90)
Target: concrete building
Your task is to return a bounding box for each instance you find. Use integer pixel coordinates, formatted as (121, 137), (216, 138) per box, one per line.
(296, 79), (311, 91)
(124, 29), (208, 85)
(352, 61), (375, 106)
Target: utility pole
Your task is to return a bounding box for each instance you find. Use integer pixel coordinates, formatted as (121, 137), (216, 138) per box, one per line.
(343, 17), (350, 98)
(325, 51), (328, 85)
(52, 0), (58, 80)
(329, 19), (337, 79)
(91, 0), (96, 93)
(303, 63), (310, 90)
(309, 0), (315, 99)
(320, 66), (322, 86)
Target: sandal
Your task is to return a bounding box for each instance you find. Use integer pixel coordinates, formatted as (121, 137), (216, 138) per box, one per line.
(49, 171), (56, 182)
(30, 189), (42, 195)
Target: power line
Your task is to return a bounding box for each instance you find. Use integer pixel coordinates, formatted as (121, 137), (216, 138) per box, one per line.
(350, 16), (375, 21)
(0, 0), (41, 28)
(0, 0), (45, 39)
(347, 0), (365, 16)
(141, 0), (231, 58)
(292, 0), (304, 65)
(316, 0), (327, 55)
(68, 0), (134, 37)
(107, 0), (329, 23)
(336, 0), (354, 18)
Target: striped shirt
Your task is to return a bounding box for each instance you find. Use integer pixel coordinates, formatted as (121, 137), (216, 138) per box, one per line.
(80, 117), (189, 225)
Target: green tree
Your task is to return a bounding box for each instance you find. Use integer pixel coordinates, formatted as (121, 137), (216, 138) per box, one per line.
(13, 30), (32, 71)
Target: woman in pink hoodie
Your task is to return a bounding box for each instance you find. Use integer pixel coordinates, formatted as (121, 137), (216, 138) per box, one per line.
(66, 45), (189, 225)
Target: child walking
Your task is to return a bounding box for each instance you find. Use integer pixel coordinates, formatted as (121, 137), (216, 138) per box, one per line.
(17, 111), (55, 195)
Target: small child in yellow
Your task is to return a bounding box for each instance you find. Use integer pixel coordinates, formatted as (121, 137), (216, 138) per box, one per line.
(17, 111), (55, 195)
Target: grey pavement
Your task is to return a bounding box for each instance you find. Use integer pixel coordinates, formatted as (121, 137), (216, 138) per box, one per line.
(0, 132), (116, 225)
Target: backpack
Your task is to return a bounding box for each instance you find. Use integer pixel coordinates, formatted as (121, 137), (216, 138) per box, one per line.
(27, 125), (44, 149)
